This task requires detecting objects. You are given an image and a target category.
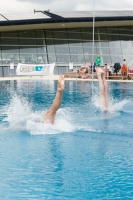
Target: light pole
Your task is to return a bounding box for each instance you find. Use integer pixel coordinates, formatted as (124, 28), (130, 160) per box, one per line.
(92, 0), (95, 82)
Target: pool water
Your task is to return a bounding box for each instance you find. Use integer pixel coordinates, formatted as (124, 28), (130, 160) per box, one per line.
(0, 80), (133, 199)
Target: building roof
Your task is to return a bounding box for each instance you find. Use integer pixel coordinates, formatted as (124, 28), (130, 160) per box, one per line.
(1, 10), (133, 31)
(0, 10), (133, 31)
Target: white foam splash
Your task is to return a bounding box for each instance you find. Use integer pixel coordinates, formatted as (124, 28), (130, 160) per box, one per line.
(1, 90), (131, 135)
(2, 94), (76, 135)
(92, 88), (131, 113)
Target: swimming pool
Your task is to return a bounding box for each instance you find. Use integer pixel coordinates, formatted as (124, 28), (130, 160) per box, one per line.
(0, 80), (133, 199)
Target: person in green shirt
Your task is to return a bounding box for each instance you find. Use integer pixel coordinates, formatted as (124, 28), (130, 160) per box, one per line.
(96, 54), (101, 67)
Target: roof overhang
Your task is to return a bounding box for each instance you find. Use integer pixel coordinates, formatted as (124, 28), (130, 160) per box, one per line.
(0, 11), (133, 32)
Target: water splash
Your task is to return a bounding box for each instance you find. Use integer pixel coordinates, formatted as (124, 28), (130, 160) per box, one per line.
(2, 94), (75, 135)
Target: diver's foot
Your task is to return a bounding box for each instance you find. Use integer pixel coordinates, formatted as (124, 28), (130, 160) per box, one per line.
(58, 76), (65, 91)
(96, 68), (104, 76)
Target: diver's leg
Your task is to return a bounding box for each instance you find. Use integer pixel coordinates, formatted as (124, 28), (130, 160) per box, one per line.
(102, 72), (108, 109)
(96, 68), (106, 108)
(41, 76), (65, 124)
(96, 68), (108, 110)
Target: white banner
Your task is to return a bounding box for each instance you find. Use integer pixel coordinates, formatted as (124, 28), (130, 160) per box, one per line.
(16, 63), (55, 75)
(69, 63), (73, 70)
(10, 63), (14, 69)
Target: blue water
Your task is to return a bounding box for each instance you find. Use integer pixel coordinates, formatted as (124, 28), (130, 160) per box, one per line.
(0, 80), (133, 199)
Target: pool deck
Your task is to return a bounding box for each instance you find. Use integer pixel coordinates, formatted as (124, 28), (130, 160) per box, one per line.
(0, 75), (133, 82)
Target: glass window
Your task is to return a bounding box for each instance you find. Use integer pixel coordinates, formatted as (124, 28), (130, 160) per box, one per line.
(81, 28), (93, 34)
(82, 40), (93, 47)
(98, 34), (107, 41)
(83, 47), (97, 54)
(122, 48), (133, 55)
(19, 31), (36, 45)
(102, 55), (111, 64)
(107, 28), (120, 42)
(70, 55), (85, 63)
(69, 47), (83, 54)
(46, 39), (54, 46)
(121, 41), (133, 48)
(56, 54), (70, 63)
(0, 54), (2, 64)
(55, 46), (69, 54)
(0, 66), (3, 77)
(82, 41), (98, 48)
(36, 46), (46, 54)
(122, 55), (133, 64)
(100, 42), (109, 47)
(47, 45), (55, 53)
(54, 40), (68, 46)
(1, 32), (18, 45)
(3, 67), (9, 77)
(109, 41), (121, 48)
(19, 46), (36, 53)
(84, 54), (93, 63)
(98, 28), (107, 34)
(36, 30), (45, 45)
(37, 54), (48, 64)
(67, 29), (82, 46)
(119, 34), (131, 40)
(81, 33), (92, 40)
(119, 26), (130, 32)
(2, 54), (19, 64)
(19, 54), (37, 64)
(100, 48), (110, 54)
(2, 46), (19, 53)
(110, 55), (123, 64)
(68, 39), (82, 46)
(48, 54), (56, 63)
(109, 48), (122, 55)
(53, 31), (68, 46)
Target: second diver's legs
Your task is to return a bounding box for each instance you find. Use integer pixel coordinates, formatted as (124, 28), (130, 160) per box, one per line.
(96, 68), (108, 111)
(102, 71), (108, 109)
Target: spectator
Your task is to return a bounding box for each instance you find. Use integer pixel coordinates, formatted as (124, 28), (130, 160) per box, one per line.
(123, 59), (127, 66)
(95, 54), (101, 67)
(78, 66), (91, 79)
(121, 62), (128, 80)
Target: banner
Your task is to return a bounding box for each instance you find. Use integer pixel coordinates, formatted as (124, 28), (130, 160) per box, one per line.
(69, 63), (73, 70)
(10, 63), (14, 69)
(16, 63), (55, 75)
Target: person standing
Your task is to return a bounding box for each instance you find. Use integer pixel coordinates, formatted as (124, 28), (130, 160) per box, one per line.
(95, 54), (101, 68)
(121, 63), (128, 80)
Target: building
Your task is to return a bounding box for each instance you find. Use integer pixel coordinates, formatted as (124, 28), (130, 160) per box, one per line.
(0, 10), (133, 76)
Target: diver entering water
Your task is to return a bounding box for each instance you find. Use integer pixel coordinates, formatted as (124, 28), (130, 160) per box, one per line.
(41, 76), (65, 124)
(96, 67), (108, 111)
(41, 69), (108, 124)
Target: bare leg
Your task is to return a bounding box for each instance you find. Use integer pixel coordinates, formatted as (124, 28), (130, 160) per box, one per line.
(102, 72), (108, 109)
(96, 68), (108, 111)
(41, 76), (65, 124)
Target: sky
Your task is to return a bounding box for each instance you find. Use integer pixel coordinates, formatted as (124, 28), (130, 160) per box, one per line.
(1, 0), (133, 14)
